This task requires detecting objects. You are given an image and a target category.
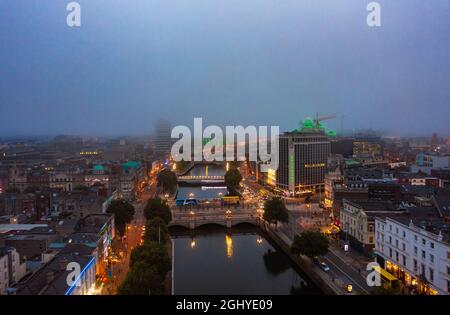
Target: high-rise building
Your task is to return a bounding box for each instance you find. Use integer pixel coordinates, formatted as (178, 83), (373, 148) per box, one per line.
(272, 125), (330, 195)
(154, 120), (171, 159)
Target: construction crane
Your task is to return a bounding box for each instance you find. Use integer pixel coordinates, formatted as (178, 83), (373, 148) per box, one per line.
(314, 114), (336, 128)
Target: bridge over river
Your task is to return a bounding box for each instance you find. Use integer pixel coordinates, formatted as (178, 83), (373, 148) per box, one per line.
(169, 206), (261, 229)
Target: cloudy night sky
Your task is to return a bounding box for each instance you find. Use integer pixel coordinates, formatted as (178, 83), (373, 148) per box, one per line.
(0, 0), (449, 136)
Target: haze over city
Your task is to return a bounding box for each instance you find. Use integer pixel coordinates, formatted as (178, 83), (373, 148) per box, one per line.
(0, 0), (449, 136)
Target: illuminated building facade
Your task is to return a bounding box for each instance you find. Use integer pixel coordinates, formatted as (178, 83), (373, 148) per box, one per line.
(375, 210), (450, 295)
(276, 128), (330, 195)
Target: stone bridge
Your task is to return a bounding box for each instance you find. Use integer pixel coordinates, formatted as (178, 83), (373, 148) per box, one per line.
(169, 207), (261, 229)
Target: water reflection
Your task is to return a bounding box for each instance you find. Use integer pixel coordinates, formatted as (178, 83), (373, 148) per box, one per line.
(171, 224), (322, 295)
(263, 249), (290, 276)
(225, 233), (233, 258)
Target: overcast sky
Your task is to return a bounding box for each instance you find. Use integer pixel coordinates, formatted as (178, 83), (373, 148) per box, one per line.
(0, 0), (449, 137)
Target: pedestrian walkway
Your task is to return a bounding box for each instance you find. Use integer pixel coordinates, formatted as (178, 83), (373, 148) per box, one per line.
(328, 241), (373, 279)
(269, 224), (347, 295)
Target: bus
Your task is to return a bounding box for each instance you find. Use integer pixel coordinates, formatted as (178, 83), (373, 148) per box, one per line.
(372, 265), (400, 288)
(222, 196), (240, 205)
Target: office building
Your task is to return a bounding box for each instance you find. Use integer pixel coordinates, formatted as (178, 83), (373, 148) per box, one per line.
(272, 121), (330, 195)
(154, 120), (171, 160)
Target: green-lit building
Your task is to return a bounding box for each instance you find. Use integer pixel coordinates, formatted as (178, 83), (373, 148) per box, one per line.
(272, 119), (331, 195)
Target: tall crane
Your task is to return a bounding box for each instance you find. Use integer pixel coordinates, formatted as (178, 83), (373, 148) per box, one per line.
(314, 114), (336, 128)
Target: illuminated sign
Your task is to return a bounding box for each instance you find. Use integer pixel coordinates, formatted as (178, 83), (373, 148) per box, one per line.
(289, 155), (295, 184)
(304, 163), (326, 168)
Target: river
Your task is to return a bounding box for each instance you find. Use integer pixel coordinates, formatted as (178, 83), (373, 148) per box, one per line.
(171, 225), (321, 295)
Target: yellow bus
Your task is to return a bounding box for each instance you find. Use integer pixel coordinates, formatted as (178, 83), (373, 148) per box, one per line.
(222, 196), (240, 205)
(372, 265), (400, 288)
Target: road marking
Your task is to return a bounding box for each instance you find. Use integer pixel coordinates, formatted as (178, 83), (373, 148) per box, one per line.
(322, 255), (369, 294)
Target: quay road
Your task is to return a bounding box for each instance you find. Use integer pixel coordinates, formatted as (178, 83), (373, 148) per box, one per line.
(101, 175), (158, 295)
(241, 177), (372, 295)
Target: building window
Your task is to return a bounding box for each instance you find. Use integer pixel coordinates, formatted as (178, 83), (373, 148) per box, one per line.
(430, 254), (434, 263)
(422, 239), (426, 246)
(389, 248), (392, 258)
(402, 231), (406, 238)
(447, 266), (450, 276)
(429, 268), (434, 282)
(395, 239), (399, 247)
(430, 242), (434, 249)
(369, 236), (373, 243)
(402, 243), (406, 251)
(414, 235), (418, 242)
(402, 255), (406, 266)
(395, 227), (399, 234)
(396, 251), (399, 262)
(422, 250), (426, 259)
(414, 246), (418, 255)
(389, 236), (392, 244)
(413, 259), (418, 272)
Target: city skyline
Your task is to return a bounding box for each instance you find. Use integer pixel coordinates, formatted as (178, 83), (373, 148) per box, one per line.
(1, 0), (449, 136)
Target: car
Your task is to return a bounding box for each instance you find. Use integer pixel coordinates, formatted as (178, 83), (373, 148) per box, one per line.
(319, 262), (330, 272)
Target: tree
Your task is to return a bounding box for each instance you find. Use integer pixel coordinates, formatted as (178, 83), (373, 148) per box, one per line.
(144, 197), (172, 224)
(106, 199), (135, 237)
(224, 168), (242, 194)
(129, 242), (171, 277)
(117, 262), (164, 295)
(144, 217), (168, 243)
(157, 169), (178, 193)
(371, 284), (404, 295)
(263, 197), (288, 225)
(291, 230), (329, 259)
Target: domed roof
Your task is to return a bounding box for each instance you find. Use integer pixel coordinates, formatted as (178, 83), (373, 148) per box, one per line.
(301, 118), (314, 129)
(327, 130), (337, 137)
(93, 164), (106, 172)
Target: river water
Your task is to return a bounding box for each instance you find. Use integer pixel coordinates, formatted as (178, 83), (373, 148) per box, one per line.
(171, 225), (321, 295)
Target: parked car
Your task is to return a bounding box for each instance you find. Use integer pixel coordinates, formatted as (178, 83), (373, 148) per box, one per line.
(319, 262), (330, 272)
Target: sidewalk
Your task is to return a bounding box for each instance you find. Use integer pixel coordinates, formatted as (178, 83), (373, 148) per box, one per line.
(328, 241), (373, 279)
(268, 224), (348, 295)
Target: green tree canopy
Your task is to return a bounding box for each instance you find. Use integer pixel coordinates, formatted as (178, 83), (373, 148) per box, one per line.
(144, 197), (172, 224)
(263, 197), (289, 225)
(144, 217), (169, 243)
(291, 230), (329, 259)
(106, 199), (135, 237)
(157, 168), (178, 193)
(224, 168), (242, 194)
(129, 242), (171, 276)
(117, 262), (164, 295)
